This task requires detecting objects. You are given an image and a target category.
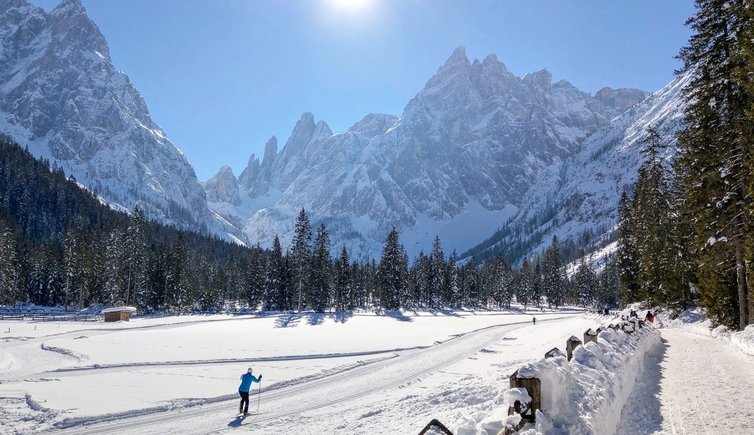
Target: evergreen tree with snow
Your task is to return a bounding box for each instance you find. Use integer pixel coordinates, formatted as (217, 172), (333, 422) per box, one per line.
(290, 208), (312, 312)
(308, 224), (331, 312)
(428, 236), (446, 308)
(513, 259), (533, 308)
(334, 245), (352, 311)
(377, 227), (407, 310)
(541, 236), (567, 307)
(596, 255), (620, 309)
(572, 253), (598, 307)
(617, 191), (642, 305)
(444, 250), (461, 307)
(675, 0), (753, 329)
(0, 222), (19, 305)
(264, 235), (286, 311)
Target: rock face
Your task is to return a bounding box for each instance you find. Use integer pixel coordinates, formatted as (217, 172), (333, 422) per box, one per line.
(464, 72), (690, 263)
(210, 46), (649, 257)
(0, 0), (241, 239)
(204, 166), (240, 205)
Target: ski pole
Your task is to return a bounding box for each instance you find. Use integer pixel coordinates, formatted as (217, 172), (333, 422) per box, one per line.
(256, 379), (262, 414)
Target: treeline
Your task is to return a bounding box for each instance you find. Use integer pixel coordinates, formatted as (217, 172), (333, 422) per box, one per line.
(0, 138), (254, 311)
(0, 137), (620, 312)
(617, 0), (754, 330)
(258, 209), (618, 312)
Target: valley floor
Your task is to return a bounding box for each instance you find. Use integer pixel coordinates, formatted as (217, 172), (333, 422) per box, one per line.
(0, 308), (590, 434)
(618, 328), (754, 434)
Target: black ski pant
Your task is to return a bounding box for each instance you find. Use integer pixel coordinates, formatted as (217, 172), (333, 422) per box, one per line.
(239, 391), (250, 413)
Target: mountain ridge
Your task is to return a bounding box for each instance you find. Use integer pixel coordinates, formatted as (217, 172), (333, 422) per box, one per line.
(207, 45), (650, 258)
(0, 0), (244, 241)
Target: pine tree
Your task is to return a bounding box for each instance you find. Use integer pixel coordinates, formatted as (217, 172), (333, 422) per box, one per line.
(572, 253), (598, 307)
(127, 207), (149, 310)
(444, 250), (460, 307)
(290, 208), (312, 311)
(617, 191), (641, 304)
(264, 235), (286, 311)
(308, 224), (331, 312)
(334, 245), (352, 311)
(377, 227), (407, 310)
(676, 0), (753, 329)
(541, 236), (567, 307)
(428, 236), (446, 308)
(596, 255), (620, 309)
(0, 222), (19, 305)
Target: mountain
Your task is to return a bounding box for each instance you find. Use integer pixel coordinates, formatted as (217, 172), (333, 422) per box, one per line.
(0, 0), (241, 240)
(463, 72), (690, 264)
(207, 46), (648, 257)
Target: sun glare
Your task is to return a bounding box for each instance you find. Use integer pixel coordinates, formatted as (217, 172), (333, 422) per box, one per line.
(328, 0), (372, 13)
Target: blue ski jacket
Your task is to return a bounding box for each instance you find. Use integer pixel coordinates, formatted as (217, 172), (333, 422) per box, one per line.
(238, 373), (261, 392)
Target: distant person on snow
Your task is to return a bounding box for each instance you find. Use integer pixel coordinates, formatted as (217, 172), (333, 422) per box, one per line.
(239, 368), (262, 415)
(645, 311), (655, 324)
(532, 317), (536, 325)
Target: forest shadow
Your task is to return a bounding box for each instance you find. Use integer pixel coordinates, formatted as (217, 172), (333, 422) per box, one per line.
(379, 310), (413, 322)
(274, 313), (301, 328)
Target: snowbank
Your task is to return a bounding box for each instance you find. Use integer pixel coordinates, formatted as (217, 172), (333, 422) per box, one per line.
(460, 323), (660, 434)
(657, 307), (754, 358)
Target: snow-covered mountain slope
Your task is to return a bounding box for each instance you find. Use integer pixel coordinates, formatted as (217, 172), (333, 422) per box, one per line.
(209, 47), (647, 258)
(0, 0), (242, 240)
(464, 72), (690, 263)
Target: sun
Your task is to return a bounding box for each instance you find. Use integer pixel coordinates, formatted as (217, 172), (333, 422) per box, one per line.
(327, 0), (372, 13)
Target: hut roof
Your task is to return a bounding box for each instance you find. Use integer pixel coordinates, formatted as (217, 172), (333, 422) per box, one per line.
(101, 306), (137, 314)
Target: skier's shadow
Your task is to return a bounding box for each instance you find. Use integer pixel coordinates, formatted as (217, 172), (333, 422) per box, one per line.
(227, 415), (247, 428)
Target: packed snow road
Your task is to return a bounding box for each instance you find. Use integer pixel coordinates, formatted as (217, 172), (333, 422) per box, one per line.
(618, 328), (754, 434)
(51, 316), (575, 434)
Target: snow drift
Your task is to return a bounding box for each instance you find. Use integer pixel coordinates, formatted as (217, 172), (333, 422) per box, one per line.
(459, 322), (660, 434)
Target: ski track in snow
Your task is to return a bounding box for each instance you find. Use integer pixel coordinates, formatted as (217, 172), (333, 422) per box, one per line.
(49, 317), (573, 434)
(618, 328), (754, 434)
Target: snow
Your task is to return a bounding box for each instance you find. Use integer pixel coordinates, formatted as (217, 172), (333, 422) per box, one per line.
(100, 306), (136, 314)
(0, 309), (592, 433)
(618, 328), (754, 434)
(490, 323), (661, 435)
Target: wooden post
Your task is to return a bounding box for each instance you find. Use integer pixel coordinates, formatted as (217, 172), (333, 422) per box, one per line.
(566, 336), (582, 361)
(544, 347), (564, 359)
(508, 369), (541, 426)
(583, 328), (598, 344)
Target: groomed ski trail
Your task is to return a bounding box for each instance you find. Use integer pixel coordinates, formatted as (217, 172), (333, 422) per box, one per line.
(618, 328), (754, 434)
(51, 316), (574, 434)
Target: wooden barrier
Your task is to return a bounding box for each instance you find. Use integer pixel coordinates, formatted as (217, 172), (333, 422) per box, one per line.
(418, 418), (453, 435)
(583, 328), (598, 344)
(508, 369), (541, 428)
(622, 322), (635, 333)
(544, 347), (565, 359)
(566, 336), (582, 361)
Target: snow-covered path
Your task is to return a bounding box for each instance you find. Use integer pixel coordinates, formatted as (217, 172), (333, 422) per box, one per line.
(618, 328), (754, 434)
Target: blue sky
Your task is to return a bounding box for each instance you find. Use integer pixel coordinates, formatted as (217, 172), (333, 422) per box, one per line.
(32, 0), (695, 181)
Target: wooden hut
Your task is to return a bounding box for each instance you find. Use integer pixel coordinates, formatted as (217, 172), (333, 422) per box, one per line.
(101, 306), (136, 322)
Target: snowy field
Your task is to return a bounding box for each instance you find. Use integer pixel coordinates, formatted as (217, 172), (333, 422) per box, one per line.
(0, 308), (594, 434)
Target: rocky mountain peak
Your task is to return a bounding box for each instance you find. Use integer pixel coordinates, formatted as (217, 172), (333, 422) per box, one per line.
(348, 113), (399, 137)
(205, 165), (240, 205)
(50, 0), (85, 17)
(523, 69), (553, 90)
(444, 45), (470, 67)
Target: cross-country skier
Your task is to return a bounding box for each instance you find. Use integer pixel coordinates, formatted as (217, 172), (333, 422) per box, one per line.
(238, 368), (262, 415)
